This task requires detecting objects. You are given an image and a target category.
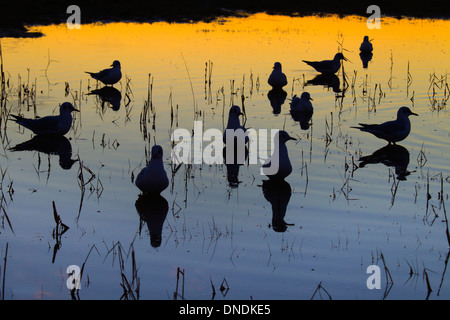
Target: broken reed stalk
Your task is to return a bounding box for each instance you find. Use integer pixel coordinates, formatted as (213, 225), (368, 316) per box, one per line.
(423, 268), (433, 299)
(180, 53), (197, 117)
(0, 166), (14, 234)
(311, 281), (332, 300)
(1, 242), (7, 300)
(174, 266), (185, 300)
(52, 201), (69, 238)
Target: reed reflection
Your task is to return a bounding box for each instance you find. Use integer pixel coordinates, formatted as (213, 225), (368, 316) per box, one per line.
(135, 194), (169, 248)
(262, 179), (294, 232)
(357, 144), (411, 180)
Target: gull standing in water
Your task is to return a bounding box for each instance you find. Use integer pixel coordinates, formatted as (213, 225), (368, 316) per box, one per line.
(359, 36), (373, 53)
(268, 62), (288, 89)
(351, 106), (418, 144)
(262, 130), (296, 181)
(290, 92), (313, 114)
(10, 102), (79, 136)
(85, 60), (122, 86)
(302, 53), (348, 74)
(136, 145), (169, 195)
(223, 105), (247, 143)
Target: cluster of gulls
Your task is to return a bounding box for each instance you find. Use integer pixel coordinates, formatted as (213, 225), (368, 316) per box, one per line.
(9, 36), (419, 200)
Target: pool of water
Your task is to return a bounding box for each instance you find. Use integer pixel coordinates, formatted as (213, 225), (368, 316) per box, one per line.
(0, 13), (449, 300)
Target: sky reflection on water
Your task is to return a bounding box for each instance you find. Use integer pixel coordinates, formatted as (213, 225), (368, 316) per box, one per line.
(0, 13), (449, 300)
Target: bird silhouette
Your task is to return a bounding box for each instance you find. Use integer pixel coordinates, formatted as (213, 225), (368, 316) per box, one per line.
(360, 36), (373, 53)
(303, 53), (347, 74)
(352, 107), (418, 144)
(10, 102), (78, 136)
(85, 60), (122, 86)
(261, 130), (296, 181)
(268, 62), (288, 89)
(135, 145), (169, 195)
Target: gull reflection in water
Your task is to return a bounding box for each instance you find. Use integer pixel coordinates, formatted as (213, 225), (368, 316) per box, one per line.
(88, 86), (122, 111)
(359, 52), (373, 69)
(290, 109), (313, 130)
(267, 88), (287, 115)
(305, 74), (341, 93)
(223, 146), (248, 188)
(10, 135), (78, 170)
(135, 194), (169, 248)
(357, 144), (412, 180)
(262, 179), (294, 232)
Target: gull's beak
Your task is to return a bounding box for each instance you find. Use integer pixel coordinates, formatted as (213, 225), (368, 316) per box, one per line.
(73, 108), (80, 112)
(288, 136), (297, 141)
(411, 111), (418, 116)
(309, 97), (314, 101)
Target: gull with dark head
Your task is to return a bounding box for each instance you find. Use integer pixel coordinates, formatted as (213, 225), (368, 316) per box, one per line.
(261, 130), (296, 181)
(360, 36), (373, 53)
(352, 106), (418, 144)
(10, 102), (79, 136)
(303, 53), (348, 74)
(290, 92), (313, 114)
(85, 60), (122, 86)
(268, 62), (288, 89)
(135, 145), (169, 195)
(223, 105), (247, 143)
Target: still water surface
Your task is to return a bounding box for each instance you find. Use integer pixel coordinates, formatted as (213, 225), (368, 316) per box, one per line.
(0, 13), (449, 299)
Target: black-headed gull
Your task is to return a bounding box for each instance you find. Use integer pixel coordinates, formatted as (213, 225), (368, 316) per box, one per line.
(85, 60), (122, 85)
(352, 106), (418, 144)
(261, 130), (296, 181)
(10, 102), (79, 136)
(135, 145), (169, 195)
(268, 62), (288, 89)
(303, 53), (347, 74)
(223, 105), (247, 143)
(359, 36), (373, 53)
(290, 92), (313, 114)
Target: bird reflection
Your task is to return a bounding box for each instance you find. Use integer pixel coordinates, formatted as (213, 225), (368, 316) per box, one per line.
(223, 146), (248, 188)
(359, 52), (373, 69)
(262, 179), (294, 232)
(10, 135), (77, 170)
(88, 86), (122, 111)
(135, 194), (169, 248)
(305, 74), (340, 93)
(357, 144), (411, 180)
(267, 88), (287, 114)
(291, 109), (313, 130)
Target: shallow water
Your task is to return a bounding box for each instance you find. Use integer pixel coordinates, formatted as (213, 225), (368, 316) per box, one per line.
(0, 13), (449, 300)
